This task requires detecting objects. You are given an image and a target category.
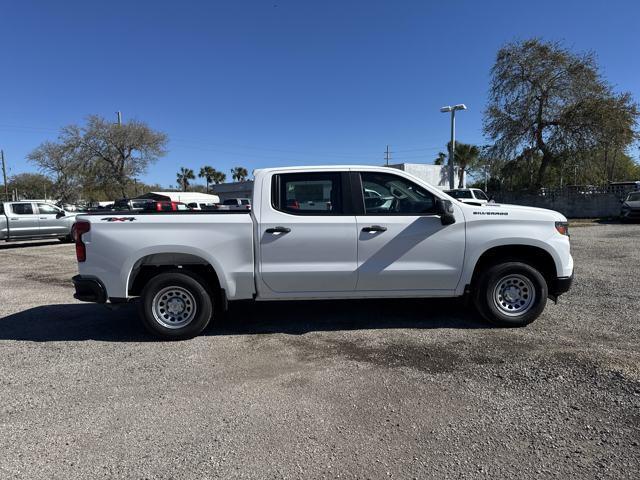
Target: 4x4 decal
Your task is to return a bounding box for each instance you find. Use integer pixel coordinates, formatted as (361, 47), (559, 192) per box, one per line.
(100, 217), (137, 222)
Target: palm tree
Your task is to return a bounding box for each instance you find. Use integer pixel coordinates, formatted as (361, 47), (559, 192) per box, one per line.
(199, 166), (216, 193)
(176, 167), (195, 192)
(449, 142), (480, 188)
(230, 167), (248, 182)
(211, 170), (227, 184)
(434, 152), (447, 165)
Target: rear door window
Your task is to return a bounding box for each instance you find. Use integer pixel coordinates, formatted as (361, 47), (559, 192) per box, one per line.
(11, 203), (34, 215)
(274, 172), (343, 215)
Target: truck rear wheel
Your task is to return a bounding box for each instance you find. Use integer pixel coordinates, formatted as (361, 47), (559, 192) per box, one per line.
(474, 262), (547, 327)
(139, 270), (213, 340)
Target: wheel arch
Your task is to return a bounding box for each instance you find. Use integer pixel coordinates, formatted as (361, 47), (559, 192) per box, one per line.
(468, 244), (558, 291)
(126, 251), (224, 304)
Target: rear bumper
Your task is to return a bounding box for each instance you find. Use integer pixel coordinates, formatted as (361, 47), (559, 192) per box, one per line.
(621, 208), (640, 220)
(72, 275), (107, 303)
(550, 274), (573, 297)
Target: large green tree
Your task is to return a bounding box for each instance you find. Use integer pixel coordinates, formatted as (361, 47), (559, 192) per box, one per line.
(2, 173), (55, 201)
(484, 38), (638, 188)
(28, 115), (168, 199)
(27, 141), (84, 202)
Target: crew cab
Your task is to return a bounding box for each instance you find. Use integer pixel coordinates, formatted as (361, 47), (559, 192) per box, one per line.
(72, 166), (573, 339)
(1, 201), (77, 242)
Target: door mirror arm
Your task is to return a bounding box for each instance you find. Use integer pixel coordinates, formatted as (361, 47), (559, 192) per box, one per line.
(435, 198), (456, 226)
(56, 211), (65, 219)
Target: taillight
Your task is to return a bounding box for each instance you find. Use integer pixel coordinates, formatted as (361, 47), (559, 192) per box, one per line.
(555, 221), (569, 236)
(73, 221), (91, 262)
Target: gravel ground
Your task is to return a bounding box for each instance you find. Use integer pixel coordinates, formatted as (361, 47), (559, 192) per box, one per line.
(0, 224), (639, 479)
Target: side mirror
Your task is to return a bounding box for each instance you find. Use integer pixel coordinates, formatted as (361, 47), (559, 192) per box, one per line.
(56, 211), (65, 219)
(435, 198), (456, 226)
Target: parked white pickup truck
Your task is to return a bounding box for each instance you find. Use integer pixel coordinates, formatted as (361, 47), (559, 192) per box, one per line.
(72, 166), (573, 339)
(1, 201), (76, 242)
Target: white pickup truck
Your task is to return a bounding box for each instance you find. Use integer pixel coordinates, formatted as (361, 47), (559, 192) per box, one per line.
(72, 166), (573, 339)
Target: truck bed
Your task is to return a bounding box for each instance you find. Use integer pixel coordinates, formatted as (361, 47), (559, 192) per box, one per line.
(77, 211), (255, 300)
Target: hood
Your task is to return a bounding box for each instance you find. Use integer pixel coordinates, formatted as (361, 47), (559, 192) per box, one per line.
(460, 201), (567, 222)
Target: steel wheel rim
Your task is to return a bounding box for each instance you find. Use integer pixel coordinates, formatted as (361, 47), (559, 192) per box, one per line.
(492, 274), (536, 317)
(151, 286), (197, 329)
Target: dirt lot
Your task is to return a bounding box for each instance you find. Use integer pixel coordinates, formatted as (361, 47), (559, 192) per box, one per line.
(1, 224), (639, 479)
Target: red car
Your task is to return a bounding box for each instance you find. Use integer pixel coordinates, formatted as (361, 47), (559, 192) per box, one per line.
(145, 201), (189, 212)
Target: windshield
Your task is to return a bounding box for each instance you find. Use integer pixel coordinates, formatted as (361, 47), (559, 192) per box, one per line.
(626, 192), (640, 202)
(446, 190), (473, 199)
(473, 190), (489, 200)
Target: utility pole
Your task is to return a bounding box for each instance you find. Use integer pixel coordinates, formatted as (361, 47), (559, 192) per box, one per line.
(1, 150), (8, 201)
(384, 145), (392, 166)
(116, 111), (122, 126)
(440, 104), (467, 190)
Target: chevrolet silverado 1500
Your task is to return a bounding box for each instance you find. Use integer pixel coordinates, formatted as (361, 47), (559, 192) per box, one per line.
(72, 166), (573, 339)
(1, 201), (76, 242)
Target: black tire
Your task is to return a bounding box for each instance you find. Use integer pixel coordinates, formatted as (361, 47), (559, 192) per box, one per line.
(138, 270), (213, 340)
(474, 262), (548, 327)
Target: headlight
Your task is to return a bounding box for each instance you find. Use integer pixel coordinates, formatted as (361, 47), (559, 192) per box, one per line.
(555, 221), (569, 236)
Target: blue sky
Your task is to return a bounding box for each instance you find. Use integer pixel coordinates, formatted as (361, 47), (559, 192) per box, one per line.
(1, 0), (638, 188)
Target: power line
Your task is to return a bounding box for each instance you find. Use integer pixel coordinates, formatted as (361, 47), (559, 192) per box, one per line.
(0, 122), (446, 163)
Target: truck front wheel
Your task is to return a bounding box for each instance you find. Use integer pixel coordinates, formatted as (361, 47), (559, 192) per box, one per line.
(139, 271), (213, 340)
(474, 262), (548, 327)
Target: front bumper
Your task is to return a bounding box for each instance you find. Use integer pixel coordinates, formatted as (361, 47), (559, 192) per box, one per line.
(621, 208), (640, 220)
(549, 274), (573, 300)
(72, 275), (107, 303)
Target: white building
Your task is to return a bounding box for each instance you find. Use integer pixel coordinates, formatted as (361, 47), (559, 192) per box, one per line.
(387, 163), (465, 190)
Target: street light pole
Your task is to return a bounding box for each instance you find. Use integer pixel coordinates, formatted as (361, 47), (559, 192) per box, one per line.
(440, 104), (467, 190)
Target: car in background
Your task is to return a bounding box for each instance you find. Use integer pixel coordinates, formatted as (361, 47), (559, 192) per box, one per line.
(144, 201), (190, 212)
(620, 191), (640, 222)
(213, 198), (252, 211)
(113, 198), (154, 211)
(444, 188), (490, 206)
(186, 202), (218, 211)
(1, 201), (78, 242)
